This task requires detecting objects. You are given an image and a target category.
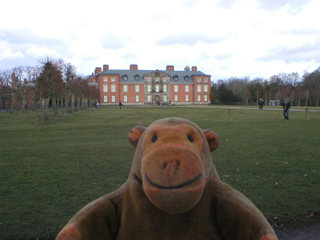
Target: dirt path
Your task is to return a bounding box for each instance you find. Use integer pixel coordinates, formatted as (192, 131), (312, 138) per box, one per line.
(274, 223), (320, 240)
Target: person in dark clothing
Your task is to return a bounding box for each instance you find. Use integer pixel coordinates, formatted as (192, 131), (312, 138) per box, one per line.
(282, 98), (291, 120)
(119, 101), (123, 109)
(258, 98), (264, 109)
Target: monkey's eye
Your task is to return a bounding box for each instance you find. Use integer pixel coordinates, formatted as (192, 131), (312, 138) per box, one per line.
(187, 135), (194, 143)
(152, 135), (158, 142)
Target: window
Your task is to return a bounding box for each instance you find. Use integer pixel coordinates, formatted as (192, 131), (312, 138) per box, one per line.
(184, 76), (189, 81)
(155, 78), (160, 83)
(147, 95), (151, 102)
(155, 85), (160, 92)
(112, 95), (116, 102)
(163, 78), (167, 83)
(163, 85), (167, 92)
(122, 75), (128, 81)
(103, 84), (108, 93)
(174, 85), (178, 92)
(163, 95), (167, 102)
(204, 78), (208, 83)
(185, 85), (189, 93)
(135, 85), (140, 93)
(204, 85), (208, 92)
(134, 75), (140, 81)
(111, 84), (116, 92)
(185, 95), (189, 102)
(147, 77), (151, 83)
(136, 95), (140, 102)
(104, 96), (108, 102)
(173, 75), (178, 81)
(197, 95), (201, 102)
(197, 85), (201, 93)
(124, 95), (128, 103)
(123, 85), (128, 92)
(204, 95), (208, 102)
(174, 95), (178, 102)
(147, 85), (152, 92)
(197, 78), (201, 82)
(111, 77), (116, 82)
(103, 77), (108, 82)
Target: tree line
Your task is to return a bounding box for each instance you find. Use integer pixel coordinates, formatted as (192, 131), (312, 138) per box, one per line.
(210, 68), (320, 107)
(0, 57), (99, 115)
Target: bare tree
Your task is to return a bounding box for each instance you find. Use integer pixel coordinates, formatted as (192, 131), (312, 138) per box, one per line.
(184, 65), (190, 71)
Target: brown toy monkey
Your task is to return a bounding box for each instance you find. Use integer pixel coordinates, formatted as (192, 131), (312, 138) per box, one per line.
(56, 118), (278, 240)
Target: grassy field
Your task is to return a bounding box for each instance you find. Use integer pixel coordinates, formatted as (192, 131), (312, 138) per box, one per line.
(1, 105), (319, 239)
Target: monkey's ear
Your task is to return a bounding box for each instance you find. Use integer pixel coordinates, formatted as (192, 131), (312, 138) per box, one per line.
(128, 126), (146, 147)
(203, 130), (219, 152)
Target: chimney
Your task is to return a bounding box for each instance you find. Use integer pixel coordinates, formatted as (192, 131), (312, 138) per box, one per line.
(103, 64), (109, 71)
(166, 65), (174, 71)
(130, 64), (138, 70)
(192, 66), (197, 72)
(95, 67), (102, 75)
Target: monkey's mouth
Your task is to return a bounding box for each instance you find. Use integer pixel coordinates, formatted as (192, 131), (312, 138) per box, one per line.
(145, 173), (202, 190)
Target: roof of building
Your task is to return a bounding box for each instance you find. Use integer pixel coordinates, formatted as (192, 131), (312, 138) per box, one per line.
(97, 69), (210, 84)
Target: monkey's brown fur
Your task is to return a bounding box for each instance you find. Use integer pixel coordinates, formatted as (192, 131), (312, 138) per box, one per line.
(56, 118), (278, 240)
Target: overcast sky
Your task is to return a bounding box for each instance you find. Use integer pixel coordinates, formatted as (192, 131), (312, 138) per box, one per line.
(1, 0), (319, 81)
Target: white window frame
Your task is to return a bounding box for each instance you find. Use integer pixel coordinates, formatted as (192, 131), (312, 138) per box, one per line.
(147, 95), (151, 102)
(174, 85), (178, 92)
(104, 96), (108, 103)
(111, 84), (116, 92)
(111, 77), (116, 82)
(185, 95), (189, 102)
(163, 85), (167, 92)
(103, 77), (108, 82)
(135, 95), (140, 102)
(135, 85), (140, 93)
(112, 95), (116, 103)
(174, 95), (178, 102)
(197, 85), (201, 93)
(147, 85), (152, 92)
(204, 85), (208, 92)
(163, 95), (167, 102)
(185, 85), (189, 93)
(123, 85), (128, 92)
(204, 95), (208, 102)
(155, 85), (160, 92)
(197, 95), (201, 102)
(197, 78), (201, 83)
(124, 95), (128, 103)
(103, 84), (108, 93)
(204, 78), (208, 83)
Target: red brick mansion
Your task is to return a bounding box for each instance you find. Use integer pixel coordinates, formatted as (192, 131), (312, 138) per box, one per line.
(88, 64), (211, 105)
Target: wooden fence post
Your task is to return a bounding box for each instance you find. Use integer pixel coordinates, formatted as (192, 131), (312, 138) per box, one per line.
(137, 112), (142, 126)
(35, 114), (40, 130)
(305, 107), (309, 120)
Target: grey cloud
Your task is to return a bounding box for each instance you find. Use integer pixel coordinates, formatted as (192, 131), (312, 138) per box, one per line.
(279, 28), (320, 36)
(101, 33), (127, 50)
(183, 0), (198, 8)
(214, 53), (233, 61)
(0, 29), (66, 47)
(155, 33), (223, 46)
(257, 0), (313, 11)
(121, 52), (138, 61)
(217, 0), (238, 9)
(258, 38), (320, 63)
(152, 14), (171, 21)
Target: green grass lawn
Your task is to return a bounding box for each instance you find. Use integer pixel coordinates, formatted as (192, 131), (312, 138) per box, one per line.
(1, 105), (319, 239)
